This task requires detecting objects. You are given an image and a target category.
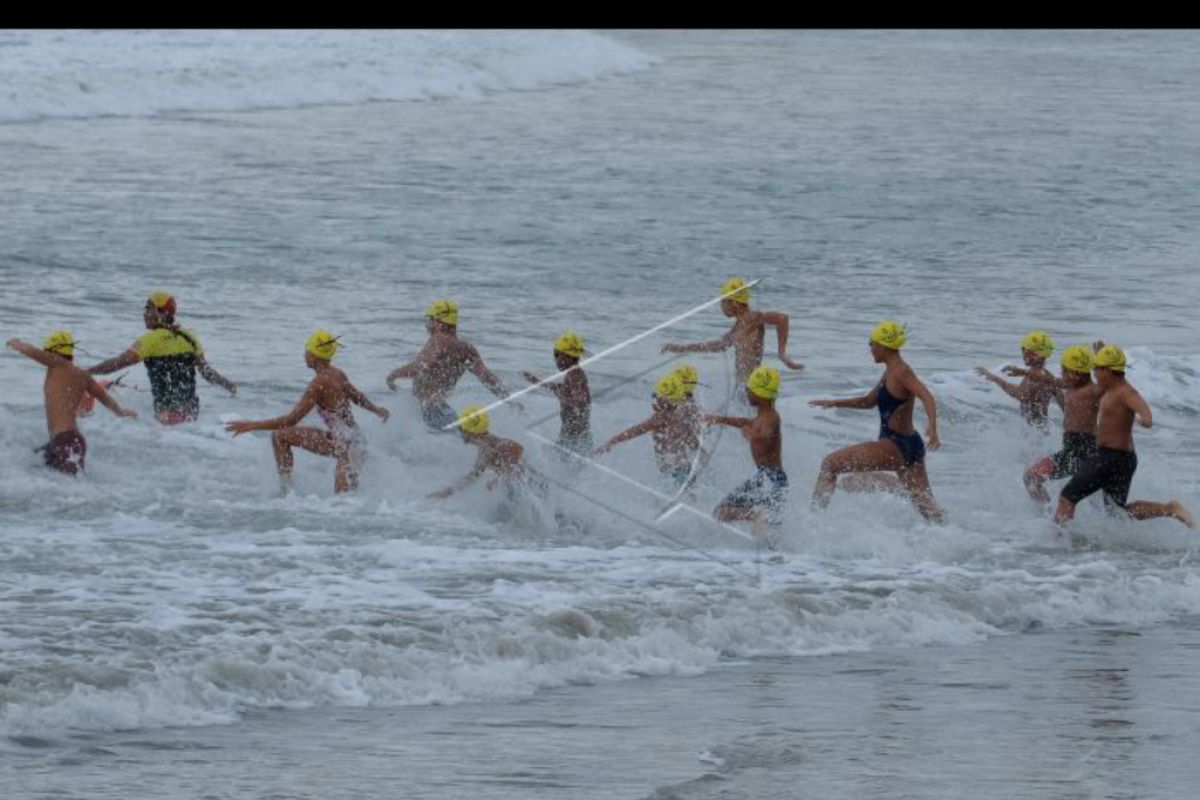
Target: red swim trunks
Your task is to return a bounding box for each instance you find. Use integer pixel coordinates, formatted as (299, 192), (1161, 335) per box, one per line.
(156, 409), (197, 426)
(43, 430), (87, 475)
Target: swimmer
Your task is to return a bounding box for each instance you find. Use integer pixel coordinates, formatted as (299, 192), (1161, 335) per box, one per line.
(810, 321), (944, 523)
(89, 291), (236, 424)
(1054, 344), (1194, 529)
(225, 331), (389, 493)
(705, 365), (788, 541)
(661, 278), (805, 386)
(8, 331), (137, 475)
(522, 331), (592, 458)
(975, 330), (1058, 427)
(386, 300), (519, 431)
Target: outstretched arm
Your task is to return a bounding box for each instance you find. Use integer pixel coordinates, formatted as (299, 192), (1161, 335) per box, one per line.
(594, 418), (657, 455)
(903, 371), (940, 449)
(225, 382), (319, 436)
(197, 356), (237, 395)
(86, 376), (137, 418)
(662, 330), (732, 354)
(809, 385), (880, 410)
(385, 361), (418, 392)
(346, 381), (390, 422)
(975, 367), (1028, 401)
(522, 371), (564, 398)
(428, 454), (488, 499)
(762, 311), (805, 371)
(703, 413), (751, 429)
(7, 338), (66, 368)
(89, 346), (141, 375)
(466, 347), (522, 410)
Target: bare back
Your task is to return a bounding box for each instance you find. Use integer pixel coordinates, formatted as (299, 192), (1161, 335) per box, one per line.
(43, 363), (96, 437)
(730, 312), (767, 383)
(1019, 368), (1056, 425)
(652, 405), (701, 466)
(481, 435), (525, 478)
(412, 336), (476, 404)
(559, 369), (591, 438)
(1062, 381), (1103, 435)
(745, 405), (782, 469)
(1096, 382), (1142, 452)
(310, 366), (359, 431)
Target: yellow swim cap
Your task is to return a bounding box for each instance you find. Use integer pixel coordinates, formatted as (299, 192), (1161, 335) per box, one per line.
(305, 330), (339, 361)
(148, 291), (177, 315)
(1093, 344), (1126, 373)
(674, 364), (700, 394)
(553, 331), (586, 359)
(719, 278), (751, 305)
(1060, 345), (1093, 375)
(654, 373), (687, 403)
(43, 330), (75, 358)
(746, 365), (781, 400)
(458, 404), (489, 435)
(1021, 330), (1055, 359)
(870, 320), (906, 350)
(426, 300), (458, 326)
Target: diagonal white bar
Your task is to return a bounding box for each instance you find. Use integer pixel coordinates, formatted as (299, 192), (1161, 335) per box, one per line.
(445, 278), (764, 431)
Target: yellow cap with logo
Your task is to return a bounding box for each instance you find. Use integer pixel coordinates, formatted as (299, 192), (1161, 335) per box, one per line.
(1021, 330), (1055, 359)
(306, 330), (339, 361)
(654, 373), (687, 403)
(1060, 345), (1093, 374)
(1093, 344), (1126, 373)
(746, 365), (780, 400)
(870, 320), (906, 350)
(553, 331), (586, 359)
(426, 300), (458, 326)
(43, 330), (75, 358)
(719, 278), (751, 305)
(673, 364), (700, 394)
(458, 404), (490, 434)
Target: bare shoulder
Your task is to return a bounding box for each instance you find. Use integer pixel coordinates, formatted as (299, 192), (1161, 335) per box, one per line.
(64, 361), (92, 384)
(1031, 367), (1056, 383)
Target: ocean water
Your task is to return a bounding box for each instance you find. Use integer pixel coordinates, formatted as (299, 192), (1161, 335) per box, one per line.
(2, 29), (1200, 799)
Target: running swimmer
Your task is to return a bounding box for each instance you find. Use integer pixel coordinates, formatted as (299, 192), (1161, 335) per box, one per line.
(225, 331), (390, 494)
(1023, 344), (1103, 505)
(522, 331), (592, 458)
(809, 321), (944, 523)
(386, 300), (518, 431)
(661, 278), (805, 387)
(88, 291), (237, 425)
(427, 405), (535, 500)
(1054, 344), (1194, 529)
(975, 330), (1058, 427)
(594, 372), (703, 488)
(8, 332), (137, 475)
(705, 366), (787, 540)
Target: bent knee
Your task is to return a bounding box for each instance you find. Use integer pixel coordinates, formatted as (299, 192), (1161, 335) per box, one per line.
(819, 454), (843, 475)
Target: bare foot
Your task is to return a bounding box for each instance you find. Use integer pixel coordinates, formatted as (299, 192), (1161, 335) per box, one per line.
(1171, 500), (1196, 529)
